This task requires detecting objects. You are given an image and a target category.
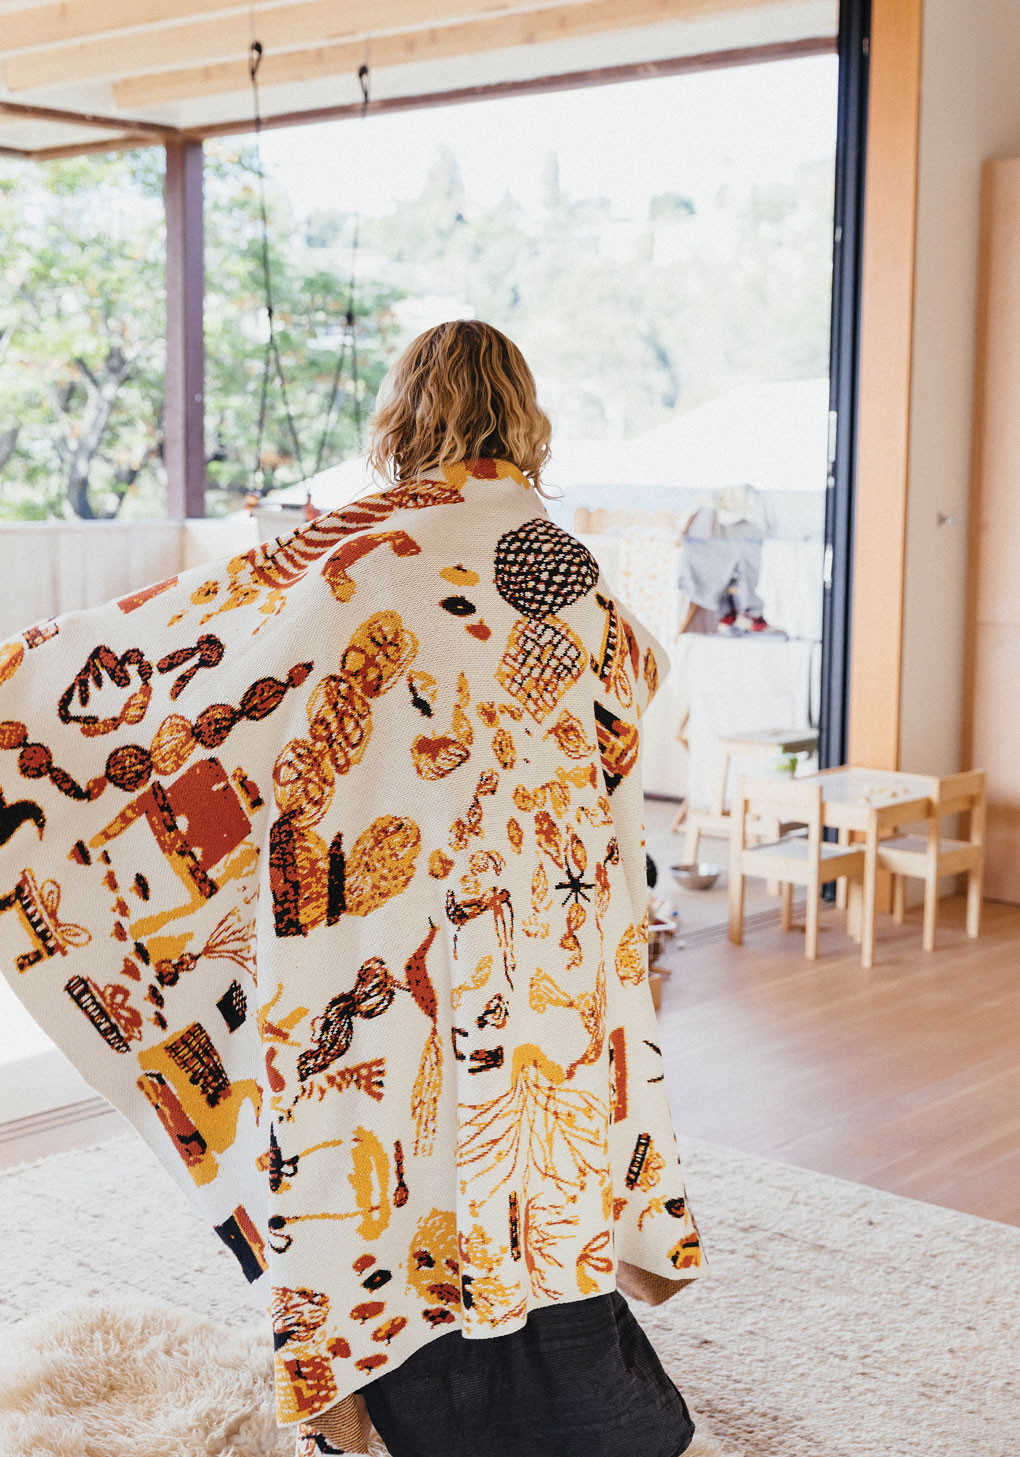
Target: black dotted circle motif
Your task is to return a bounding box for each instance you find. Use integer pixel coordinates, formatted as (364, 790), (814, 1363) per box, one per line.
(493, 518), (599, 618)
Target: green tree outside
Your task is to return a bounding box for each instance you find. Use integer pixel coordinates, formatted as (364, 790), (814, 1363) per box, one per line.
(0, 144), (400, 520)
(360, 145), (833, 441)
(0, 131), (833, 520)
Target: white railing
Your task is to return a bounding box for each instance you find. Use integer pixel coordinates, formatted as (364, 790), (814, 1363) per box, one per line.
(0, 516), (263, 641)
(0, 516), (268, 1109)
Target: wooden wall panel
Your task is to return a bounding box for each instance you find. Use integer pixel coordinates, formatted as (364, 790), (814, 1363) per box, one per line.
(963, 157), (1020, 903)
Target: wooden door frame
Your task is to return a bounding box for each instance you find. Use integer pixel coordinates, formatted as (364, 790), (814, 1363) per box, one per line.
(846, 0), (924, 768)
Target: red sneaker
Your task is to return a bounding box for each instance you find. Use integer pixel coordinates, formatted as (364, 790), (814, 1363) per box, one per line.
(742, 614), (785, 636)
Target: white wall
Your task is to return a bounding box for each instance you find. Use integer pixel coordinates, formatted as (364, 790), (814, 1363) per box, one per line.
(899, 0), (1020, 771)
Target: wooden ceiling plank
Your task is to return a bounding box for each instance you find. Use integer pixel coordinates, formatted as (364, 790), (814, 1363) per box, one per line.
(1, 0), (598, 91)
(0, 0), (594, 56)
(0, 0), (301, 54)
(112, 0), (779, 109)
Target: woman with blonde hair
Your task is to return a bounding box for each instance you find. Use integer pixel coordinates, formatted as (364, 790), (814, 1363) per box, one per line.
(0, 319), (702, 1457)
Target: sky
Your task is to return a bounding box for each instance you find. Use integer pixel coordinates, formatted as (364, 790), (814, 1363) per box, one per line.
(258, 53), (839, 223)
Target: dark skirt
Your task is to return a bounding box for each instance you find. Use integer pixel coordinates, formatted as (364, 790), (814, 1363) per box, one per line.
(361, 1290), (695, 1457)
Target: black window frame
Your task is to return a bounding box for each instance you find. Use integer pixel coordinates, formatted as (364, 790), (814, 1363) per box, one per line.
(819, 0), (872, 769)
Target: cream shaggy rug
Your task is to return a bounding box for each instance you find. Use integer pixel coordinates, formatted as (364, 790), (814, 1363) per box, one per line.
(1, 1132), (1017, 1457)
(0, 1301), (294, 1457)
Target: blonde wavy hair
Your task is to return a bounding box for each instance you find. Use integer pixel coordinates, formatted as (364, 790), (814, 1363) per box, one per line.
(367, 320), (552, 492)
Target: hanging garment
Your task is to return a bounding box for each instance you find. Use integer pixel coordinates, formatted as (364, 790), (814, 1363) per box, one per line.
(0, 458), (704, 1449)
(677, 538), (764, 617)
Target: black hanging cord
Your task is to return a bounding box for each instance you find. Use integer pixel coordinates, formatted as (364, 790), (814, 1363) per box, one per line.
(249, 39), (307, 489)
(313, 61), (370, 474)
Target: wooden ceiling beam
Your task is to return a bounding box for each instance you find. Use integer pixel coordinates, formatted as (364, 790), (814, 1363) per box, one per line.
(27, 133), (159, 160)
(113, 0), (778, 110)
(29, 132), (159, 158)
(0, 96), (175, 134)
(2, 0), (600, 91)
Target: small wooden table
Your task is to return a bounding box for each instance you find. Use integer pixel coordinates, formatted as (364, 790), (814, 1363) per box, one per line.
(676, 726), (819, 860)
(797, 767), (935, 967)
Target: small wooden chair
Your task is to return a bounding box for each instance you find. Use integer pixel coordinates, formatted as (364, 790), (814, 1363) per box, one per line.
(876, 770), (986, 951)
(675, 727), (819, 855)
(729, 776), (866, 960)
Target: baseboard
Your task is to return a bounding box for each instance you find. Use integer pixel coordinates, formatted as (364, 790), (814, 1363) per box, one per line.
(677, 903), (785, 949)
(0, 1093), (111, 1146)
(0, 1048), (95, 1125)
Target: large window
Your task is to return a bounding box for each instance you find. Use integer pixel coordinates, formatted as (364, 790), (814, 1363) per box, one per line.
(254, 56), (839, 939)
(258, 53), (837, 485)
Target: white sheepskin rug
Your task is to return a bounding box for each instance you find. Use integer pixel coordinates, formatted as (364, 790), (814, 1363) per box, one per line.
(0, 1300), (294, 1457)
(0, 1299), (731, 1457)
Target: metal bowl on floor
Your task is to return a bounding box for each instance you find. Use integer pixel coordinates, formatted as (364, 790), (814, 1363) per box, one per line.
(670, 862), (721, 891)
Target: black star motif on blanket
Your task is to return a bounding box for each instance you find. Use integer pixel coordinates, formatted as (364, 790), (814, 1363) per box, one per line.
(555, 867), (594, 906)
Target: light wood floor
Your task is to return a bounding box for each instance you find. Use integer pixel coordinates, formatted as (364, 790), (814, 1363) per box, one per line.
(656, 893), (1020, 1227)
(3, 896), (1018, 1228)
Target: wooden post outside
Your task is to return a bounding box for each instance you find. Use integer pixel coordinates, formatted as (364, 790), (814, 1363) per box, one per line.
(164, 139), (205, 518)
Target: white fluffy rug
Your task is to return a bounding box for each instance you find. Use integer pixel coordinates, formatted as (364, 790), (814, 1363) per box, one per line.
(2, 1131), (1017, 1457)
(0, 1301), (293, 1457)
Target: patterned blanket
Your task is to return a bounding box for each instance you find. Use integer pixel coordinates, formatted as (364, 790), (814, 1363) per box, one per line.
(0, 458), (703, 1447)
